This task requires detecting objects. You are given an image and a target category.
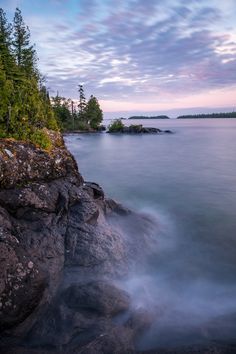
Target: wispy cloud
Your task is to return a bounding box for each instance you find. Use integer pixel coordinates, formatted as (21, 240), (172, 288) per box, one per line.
(3, 0), (236, 113)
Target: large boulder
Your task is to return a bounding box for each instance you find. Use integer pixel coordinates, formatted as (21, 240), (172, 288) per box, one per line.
(0, 134), (157, 353)
(63, 281), (130, 315)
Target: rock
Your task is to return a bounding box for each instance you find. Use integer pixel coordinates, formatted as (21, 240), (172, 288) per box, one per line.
(63, 281), (130, 316)
(0, 131), (82, 189)
(83, 181), (105, 200)
(75, 325), (135, 354)
(0, 133), (159, 353)
(0, 238), (46, 331)
(126, 308), (153, 335)
(97, 125), (106, 131)
(107, 124), (171, 134)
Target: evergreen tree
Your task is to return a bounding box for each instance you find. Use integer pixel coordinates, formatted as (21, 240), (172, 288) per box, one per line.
(51, 94), (73, 130)
(0, 8), (13, 76)
(85, 95), (103, 129)
(12, 8), (37, 77)
(0, 7), (58, 147)
(77, 84), (86, 121)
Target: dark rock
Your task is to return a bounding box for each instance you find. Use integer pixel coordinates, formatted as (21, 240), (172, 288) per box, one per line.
(83, 182), (105, 200)
(126, 308), (153, 335)
(107, 124), (169, 134)
(96, 125), (106, 131)
(129, 125), (143, 133)
(0, 133), (159, 353)
(75, 325), (135, 354)
(0, 234), (47, 331)
(105, 198), (131, 215)
(63, 281), (130, 315)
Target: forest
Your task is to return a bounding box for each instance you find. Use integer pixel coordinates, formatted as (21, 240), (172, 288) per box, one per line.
(0, 8), (103, 149)
(177, 112), (236, 119)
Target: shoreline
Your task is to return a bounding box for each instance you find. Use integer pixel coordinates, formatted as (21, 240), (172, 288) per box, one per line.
(0, 132), (235, 353)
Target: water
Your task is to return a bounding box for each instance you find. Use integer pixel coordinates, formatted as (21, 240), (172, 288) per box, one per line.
(64, 119), (236, 350)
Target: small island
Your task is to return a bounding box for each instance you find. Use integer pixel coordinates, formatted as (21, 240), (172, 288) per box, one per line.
(107, 119), (172, 134)
(177, 112), (236, 119)
(128, 115), (170, 119)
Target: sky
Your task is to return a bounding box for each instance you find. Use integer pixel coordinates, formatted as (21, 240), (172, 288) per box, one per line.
(1, 0), (236, 118)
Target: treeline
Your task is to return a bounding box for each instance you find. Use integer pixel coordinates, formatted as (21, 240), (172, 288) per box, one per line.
(0, 8), (58, 148)
(128, 115), (169, 119)
(177, 112), (236, 119)
(52, 85), (103, 132)
(0, 7), (103, 149)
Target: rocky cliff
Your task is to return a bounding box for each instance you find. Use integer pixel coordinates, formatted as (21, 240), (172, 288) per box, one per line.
(0, 133), (156, 353)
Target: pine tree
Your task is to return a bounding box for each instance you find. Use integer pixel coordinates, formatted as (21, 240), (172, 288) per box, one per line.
(0, 7), (58, 144)
(12, 8), (37, 77)
(0, 8), (16, 79)
(77, 84), (87, 121)
(85, 95), (103, 129)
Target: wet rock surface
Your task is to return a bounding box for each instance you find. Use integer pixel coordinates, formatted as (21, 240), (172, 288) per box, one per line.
(0, 134), (157, 353)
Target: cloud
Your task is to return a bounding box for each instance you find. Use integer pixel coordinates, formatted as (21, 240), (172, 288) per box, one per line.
(15, 0), (236, 111)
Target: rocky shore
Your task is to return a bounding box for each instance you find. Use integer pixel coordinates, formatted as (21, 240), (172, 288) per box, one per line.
(0, 133), (156, 353)
(107, 124), (173, 134)
(1, 133), (236, 354)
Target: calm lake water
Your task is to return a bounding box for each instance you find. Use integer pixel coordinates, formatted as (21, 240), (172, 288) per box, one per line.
(64, 119), (236, 350)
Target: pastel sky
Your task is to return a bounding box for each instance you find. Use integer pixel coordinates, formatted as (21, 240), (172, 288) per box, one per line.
(2, 0), (236, 117)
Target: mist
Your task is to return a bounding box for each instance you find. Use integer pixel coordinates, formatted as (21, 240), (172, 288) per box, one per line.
(110, 208), (236, 350)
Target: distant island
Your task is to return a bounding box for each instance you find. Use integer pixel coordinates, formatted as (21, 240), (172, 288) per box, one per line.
(128, 115), (170, 119)
(177, 112), (236, 119)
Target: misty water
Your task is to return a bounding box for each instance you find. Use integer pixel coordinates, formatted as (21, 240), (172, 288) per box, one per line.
(64, 119), (236, 350)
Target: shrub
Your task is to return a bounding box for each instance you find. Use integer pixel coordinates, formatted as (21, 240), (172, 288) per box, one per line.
(30, 128), (52, 150)
(108, 119), (124, 132)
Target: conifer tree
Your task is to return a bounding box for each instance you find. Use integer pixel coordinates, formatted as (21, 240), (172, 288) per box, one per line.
(78, 84), (87, 121)
(0, 8), (12, 70)
(12, 8), (37, 77)
(0, 7), (58, 146)
(85, 95), (103, 129)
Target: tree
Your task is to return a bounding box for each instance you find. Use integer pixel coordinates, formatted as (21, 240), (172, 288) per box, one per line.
(12, 8), (37, 77)
(85, 95), (103, 129)
(77, 84), (86, 121)
(108, 119), (124, 132)
(0, 7), (58, 146)
(51, 94), (73, 130)
(0, 8), (13, 74)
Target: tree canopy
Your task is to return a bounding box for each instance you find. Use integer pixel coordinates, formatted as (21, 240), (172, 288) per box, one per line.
(0, 7), (103, 145)
(0, 7), (58, 148)
(51, 87), (103, 132)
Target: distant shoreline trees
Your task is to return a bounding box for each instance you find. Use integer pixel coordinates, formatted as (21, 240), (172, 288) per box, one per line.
(51, 85), (103, 132)
(177, 112), (236, 119)
(128, 115), (169, 119)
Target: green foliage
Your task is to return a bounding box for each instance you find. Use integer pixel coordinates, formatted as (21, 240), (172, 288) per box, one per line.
(51, 95), (74, 131)
(78, 84), (87, 116)
(85, 95), (103, 129)
(108, 119), (125, 132)
(128, 115), (169, 119)
(0, 7), (58, 146)
(52, 90), (103, 132)
(30, 128), (52, 150)
(177, 112), (236, 119)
